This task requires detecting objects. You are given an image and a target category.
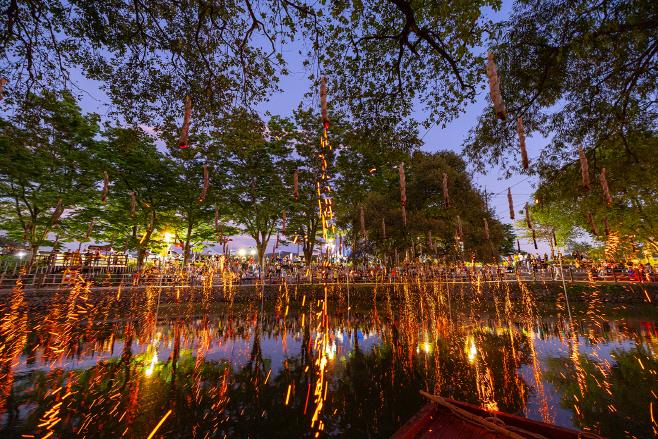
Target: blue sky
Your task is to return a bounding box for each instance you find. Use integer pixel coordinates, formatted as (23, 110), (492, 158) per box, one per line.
(65, 0), (552, 257)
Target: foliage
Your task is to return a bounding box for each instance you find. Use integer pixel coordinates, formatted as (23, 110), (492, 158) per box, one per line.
(463, 0), (658, 176)
(0, 92), (101, 261)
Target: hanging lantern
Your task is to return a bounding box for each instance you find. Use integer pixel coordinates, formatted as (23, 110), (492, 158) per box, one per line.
(178, 95), (192, 149)
(517, 118), (529, 170)
(525, 202), (532, 229)
(484, 218), (490, 240)
(443, 173), (450, 209)
(587, 211), (598, 236)
(149, 211), (154, 231)
(86, 219), (94, 238)
(52, 199), (63, 226)
(360, 207), (366, 237)
(382, 217), (386, 239)
(457, 215), (463, 241)
(603, 216), (610, 236)
(578, 146), (590, 190)
(507, 188), (515, 220)
(282, 209), (286, 235)
(101, 171), (109, 203)
(599, 168), (612, 205)
(532, 229), (538, 249)
(320, 77), (330, 129)
(199, 164), (209, 202)
(0, 77), (6, 100)
(293, 169), (299, 200)
(486, 51), (507, 120)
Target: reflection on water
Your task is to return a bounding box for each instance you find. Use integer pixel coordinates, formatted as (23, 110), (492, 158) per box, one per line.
(0, 281), (657, 438)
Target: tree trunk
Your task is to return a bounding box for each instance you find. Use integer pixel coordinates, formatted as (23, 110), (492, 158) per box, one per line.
(183, 221), (194, 265)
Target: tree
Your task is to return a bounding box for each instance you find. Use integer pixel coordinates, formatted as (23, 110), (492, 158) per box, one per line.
(340, 150), (507, 265)
(165, 134), (235, 265)
(0, 92), (101, 263)
(74, 126), (179, 268)
(217, 110), (296, 269)
(463, 0), (658, 177)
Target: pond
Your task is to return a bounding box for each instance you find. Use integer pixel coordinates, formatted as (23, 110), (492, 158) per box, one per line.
(0, 284), (656, 438)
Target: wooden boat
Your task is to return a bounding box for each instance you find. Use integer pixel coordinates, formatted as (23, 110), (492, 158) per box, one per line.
(391, 391), (604, 439)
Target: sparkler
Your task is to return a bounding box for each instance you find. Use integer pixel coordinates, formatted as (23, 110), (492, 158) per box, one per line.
(101, 171), (109, 203)
(599, 168), (612, 205)
(443, 173), (450, 209)
(517, 118), (528, 170)
(578, 146), (590, 190)
(486, 51), (507, 120)
(507, 188), (515, 220)
(199, 164), (209, 202)
(179, 96), (192, 149)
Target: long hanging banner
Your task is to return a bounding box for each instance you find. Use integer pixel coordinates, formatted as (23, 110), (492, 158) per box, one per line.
(517, 118), (529, 170)
(486, 51), (507, 120)
(101, 171), (109, 203)
(578, 146), (590, 190)
(599, 168), (612, 205)
(399, 162), (407, 228)
(179, 95), (192, 148)
(199, 164), (209, 201)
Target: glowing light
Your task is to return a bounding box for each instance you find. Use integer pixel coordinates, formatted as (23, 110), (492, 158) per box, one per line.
(238, 249), (246, 256)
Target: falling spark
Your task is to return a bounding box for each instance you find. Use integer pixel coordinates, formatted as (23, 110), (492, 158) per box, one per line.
(146, 410), (172, 439)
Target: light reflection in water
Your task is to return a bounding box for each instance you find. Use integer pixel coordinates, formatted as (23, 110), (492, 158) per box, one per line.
(0, 281), (656, 438)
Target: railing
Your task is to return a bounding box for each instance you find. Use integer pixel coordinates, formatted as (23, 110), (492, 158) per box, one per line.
(1, 264), (656, 290)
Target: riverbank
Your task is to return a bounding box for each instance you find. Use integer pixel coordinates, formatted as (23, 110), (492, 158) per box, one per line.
(2, 280), (656, 311)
